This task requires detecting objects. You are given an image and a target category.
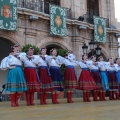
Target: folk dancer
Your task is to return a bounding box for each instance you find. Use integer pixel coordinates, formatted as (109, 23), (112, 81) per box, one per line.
(98, 56), (109, 101)
(76, 54), (97, 102)
(47, 48), (64, 104)
(23, 47), (40, 106)
(56, 53), (78, 103)
(107, 58), (119, 100)
(114, 58), (120, 99)
(0, 44), (27, 107)
(89, 55), (104, 101)
(37, 47), (54, 105)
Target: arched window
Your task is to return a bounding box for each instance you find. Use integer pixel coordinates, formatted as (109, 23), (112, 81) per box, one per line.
(44, 0), (60, 14)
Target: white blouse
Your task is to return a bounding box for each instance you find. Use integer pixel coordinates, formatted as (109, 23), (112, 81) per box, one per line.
(38, 56), (48, 67)
(114, 64), (120, 72)
(98, 61), (107, 71)
(23, 55), (38, 68)
(76, 61), (90, 69)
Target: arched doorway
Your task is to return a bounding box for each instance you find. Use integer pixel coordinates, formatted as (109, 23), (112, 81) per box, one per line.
(0, 37), (14, 100)
(46, 44), (65, 55)
(88, 51), (107, 61)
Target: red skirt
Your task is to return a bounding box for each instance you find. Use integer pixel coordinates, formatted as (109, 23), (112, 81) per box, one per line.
(91, 70), (103, 90)
(24, 68), (40, 92)
(78, 69), (97, 90)
(108, 71), (119, 90)
(38, 67), (54, 92)
(64, 68), (78, 89)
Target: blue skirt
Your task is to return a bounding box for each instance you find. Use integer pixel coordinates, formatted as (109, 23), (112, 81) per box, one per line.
(5, 66), (28, 92)
(100, 71), (109, 91)
(50, 66), (64, 91)
(116, 71), (120, 91)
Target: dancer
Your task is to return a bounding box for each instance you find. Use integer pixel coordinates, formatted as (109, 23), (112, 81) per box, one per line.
(90, 55), (104, 101)
(76, 54), (97, 102)
(47, 48), (64, 104)
(23, 47), (40, 106)
(107, 58), (119, 100)
(56, 52), (78, 103)
(0, 44), (27, 107)
(98, 56), (109, 101)
(38, 47), (53, 105)
(114, 58), (120, 99)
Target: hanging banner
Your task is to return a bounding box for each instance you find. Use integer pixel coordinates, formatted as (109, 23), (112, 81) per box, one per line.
(50, 4), (66, 36)
(94, 16), (106, 43)
(0, 0), (17, 31)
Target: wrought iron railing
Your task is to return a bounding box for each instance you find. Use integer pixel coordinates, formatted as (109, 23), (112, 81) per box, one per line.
(17, 0), (72, 19)
(83, 12), (109, 27)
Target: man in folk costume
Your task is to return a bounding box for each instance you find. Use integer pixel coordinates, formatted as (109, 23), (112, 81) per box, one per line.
(37, 47), (53, 105)
(98, 56), (109, 101)
(55, 51), (78, 103)
(23, 47), (40, 106)
(89, 55), (103, 101)
(0, 44), (27, 107)
(107, 58), (119, 100)
(47, 48), (64, 104)
(76, 54), (97, 102)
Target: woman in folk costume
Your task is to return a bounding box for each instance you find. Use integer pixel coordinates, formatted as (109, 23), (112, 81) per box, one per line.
(47, 48), (64, 104)
(1, 44), (27, 107)
(76, 54), (97, 102)
(107, 58), (119, 100)
(37, 47), (53, 105)
(114, 58), (120, 99)
(56, 52), (78, 103)
(89, 55), (104, 101)
(98, 56), (109, 101)
(23, 47), (40, 106)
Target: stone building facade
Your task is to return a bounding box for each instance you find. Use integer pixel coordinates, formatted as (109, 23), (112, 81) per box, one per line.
(0, 0), (120, 99)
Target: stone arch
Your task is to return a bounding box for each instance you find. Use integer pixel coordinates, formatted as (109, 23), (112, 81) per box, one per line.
(0, 32), (24, 47)
(88, 45), (109, 60)
(37, 37), (72, 50)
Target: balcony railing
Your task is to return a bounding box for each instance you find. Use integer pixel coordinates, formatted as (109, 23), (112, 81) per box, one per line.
(17, 0), (72, 19)
(83, 12), (109, 28)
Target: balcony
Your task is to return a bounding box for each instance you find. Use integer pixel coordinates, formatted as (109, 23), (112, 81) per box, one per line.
(83, 12), (109, 28)
(17, 0), (72, 19)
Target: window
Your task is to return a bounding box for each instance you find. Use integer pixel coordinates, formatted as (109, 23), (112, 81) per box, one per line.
(44, 0), (60, 14)
(87, 0), (99, 23)
(87, 0), (99, 16)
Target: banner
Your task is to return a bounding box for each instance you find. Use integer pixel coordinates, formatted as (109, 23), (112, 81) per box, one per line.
(94, 16), (106, 42)
(0, 0), (17, 31)
(50, 4), (66, 36)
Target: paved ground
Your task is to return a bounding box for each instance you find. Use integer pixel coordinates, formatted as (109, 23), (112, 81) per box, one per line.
(0, 98), (120, 120)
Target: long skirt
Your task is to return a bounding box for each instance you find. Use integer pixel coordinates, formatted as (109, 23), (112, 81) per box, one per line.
(64, 66), (78, 89)
(50, 66), (64, 91)
(24, 67), (40, 92)
(100, 71), (109, 90)
(38, 66), (54, 93)
(5, 66), (27, 92)
(116, 71), (120, 91)
(107, 71), (119, 90)
(78, 69), (97, 90)
(91, 70), (103, 90)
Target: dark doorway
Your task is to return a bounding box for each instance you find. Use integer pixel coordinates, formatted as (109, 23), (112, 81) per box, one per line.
(46, 44), (63, 55)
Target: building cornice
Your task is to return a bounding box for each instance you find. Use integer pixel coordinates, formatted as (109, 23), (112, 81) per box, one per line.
(17, 8), (120, 34)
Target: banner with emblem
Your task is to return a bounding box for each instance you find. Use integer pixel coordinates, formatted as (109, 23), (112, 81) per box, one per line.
(50, 4), (66, 36)
(0, 0), (17, 31)
(94, 16), (106, 43)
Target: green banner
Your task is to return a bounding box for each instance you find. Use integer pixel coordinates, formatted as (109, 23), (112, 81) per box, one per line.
(94, 16), (106, 43)
(0, 0), (17, 31)
(50, 4), (66, 36)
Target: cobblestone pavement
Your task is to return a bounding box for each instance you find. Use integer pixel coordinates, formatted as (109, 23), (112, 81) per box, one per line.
(0, 98), (120, 120)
